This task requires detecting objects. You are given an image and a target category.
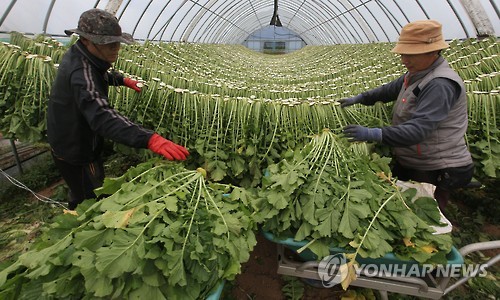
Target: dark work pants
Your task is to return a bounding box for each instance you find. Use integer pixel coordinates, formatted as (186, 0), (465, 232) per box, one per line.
(52, 153), (105, 210)
(392, 162), (474, 211)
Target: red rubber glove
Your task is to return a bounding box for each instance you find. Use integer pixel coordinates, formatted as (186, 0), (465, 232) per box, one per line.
(123, 77), (142, 92)
(148, 133), (189, 161)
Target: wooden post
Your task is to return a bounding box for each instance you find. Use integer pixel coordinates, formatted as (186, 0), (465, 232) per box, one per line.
(105, 0), (124, 15)
(10, 139), (23, 174)
(459, 0), (495, 38)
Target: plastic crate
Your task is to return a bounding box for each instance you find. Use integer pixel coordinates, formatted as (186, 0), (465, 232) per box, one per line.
(262, 231), (464, 276)
(206, 281), (225, 300)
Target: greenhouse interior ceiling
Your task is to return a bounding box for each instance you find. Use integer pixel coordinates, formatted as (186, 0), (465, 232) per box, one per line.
(0, 0), (499, 45)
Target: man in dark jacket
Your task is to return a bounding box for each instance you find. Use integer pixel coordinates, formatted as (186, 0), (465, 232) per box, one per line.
(340, 20), (474, 211)
(47, 8), (189, 210)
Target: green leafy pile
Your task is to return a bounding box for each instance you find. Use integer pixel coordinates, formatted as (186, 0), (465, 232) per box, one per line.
(256, 129), (453, 265)
(0, 159), (257, 299)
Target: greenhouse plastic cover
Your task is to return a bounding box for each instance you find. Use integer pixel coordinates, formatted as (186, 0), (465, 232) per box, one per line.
(0, 0), (499, 45)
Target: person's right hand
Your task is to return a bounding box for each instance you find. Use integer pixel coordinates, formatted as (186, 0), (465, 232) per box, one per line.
(124, 77), (143, 93)
(338, 94), (363, 108)
(147, 133), (189, 161)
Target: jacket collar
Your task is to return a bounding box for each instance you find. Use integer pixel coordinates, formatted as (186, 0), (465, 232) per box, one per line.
(404, 56), (445, 87)
(74, 40), (112, 71)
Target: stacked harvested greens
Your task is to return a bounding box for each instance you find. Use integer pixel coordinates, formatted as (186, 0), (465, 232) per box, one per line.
(257, 130), (452, 265)
(0, 159), (256, 299)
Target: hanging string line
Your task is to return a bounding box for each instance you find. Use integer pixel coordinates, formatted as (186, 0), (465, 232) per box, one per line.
(0, 167), (68, 210)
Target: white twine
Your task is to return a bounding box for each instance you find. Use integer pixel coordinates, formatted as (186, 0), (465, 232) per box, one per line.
(0, 167), (68, 210)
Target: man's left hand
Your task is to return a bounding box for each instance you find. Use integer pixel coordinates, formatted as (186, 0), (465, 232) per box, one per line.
(124, 78), (142, 92)
(343, 125), (382, 142)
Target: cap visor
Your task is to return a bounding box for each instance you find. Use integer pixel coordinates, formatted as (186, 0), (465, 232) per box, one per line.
(64, 29), (78, 36)
(121, 33), (135, 44)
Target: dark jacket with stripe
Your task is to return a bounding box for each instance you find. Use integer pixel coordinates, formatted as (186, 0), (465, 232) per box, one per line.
(359, 56), (472, 170)
(47, 40), (153, 165)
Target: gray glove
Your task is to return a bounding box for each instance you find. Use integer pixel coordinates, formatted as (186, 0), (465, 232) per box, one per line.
(338, 94), (363, 108)
(343, 125), (382, 142)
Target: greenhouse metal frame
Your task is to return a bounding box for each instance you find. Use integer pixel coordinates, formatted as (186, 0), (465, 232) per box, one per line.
(0, 0), (498, 44)
(0, 1), (499, 300)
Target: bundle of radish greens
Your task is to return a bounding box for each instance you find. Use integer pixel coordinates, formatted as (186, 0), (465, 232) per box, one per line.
(256, 130), (453, 287)
(0, 159), (257, 299)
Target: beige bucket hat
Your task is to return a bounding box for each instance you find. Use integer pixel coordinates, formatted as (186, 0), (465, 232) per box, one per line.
(391, 20), (449, 54)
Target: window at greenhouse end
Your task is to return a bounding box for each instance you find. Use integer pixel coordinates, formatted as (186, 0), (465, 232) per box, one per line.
(263, 41), (286, 54)
(243, 25), (306, 54)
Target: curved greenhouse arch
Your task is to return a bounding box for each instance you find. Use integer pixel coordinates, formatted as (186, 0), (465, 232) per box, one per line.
(0, 0), (497, 44)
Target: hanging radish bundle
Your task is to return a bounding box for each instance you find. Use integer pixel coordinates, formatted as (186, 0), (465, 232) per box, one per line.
(2, 32), (498, 181)
(0, 41), (56, 142)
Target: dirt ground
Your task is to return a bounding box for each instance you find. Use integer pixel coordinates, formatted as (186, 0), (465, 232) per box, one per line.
(228, 233), (348, 300)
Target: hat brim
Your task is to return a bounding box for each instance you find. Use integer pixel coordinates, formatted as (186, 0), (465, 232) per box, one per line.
(65, 28), (135, 45)
(391, 41), (449, 54)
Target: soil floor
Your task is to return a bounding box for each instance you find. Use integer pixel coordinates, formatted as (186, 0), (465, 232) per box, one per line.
(228, 233), (349, 300)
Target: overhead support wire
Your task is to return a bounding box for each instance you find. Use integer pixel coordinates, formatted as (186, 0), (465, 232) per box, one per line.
(42, 0), (56, 35)
(371, 0), (400, 41)
(283, 0), (338, 44)
(448, 0), (471, 38)
(342, 0), (378, 42)
(132, 0), (154, 37)
(191, 0), (244, 43)
(186, 0), (250, 40)
(338, 0), (373, 43)
(192, 1), (269, 44)
(374, 0), (403, 32)
(304, 0), (363, 43)
(170, 0), (200, 41)
(391, 0), (410, 24)
(248, 0), (263, 29)
(207, 1), (261, 44)
(0, 0), (17, 28)
(415, 0), (430, 19)
(347, 0), (383, 42)
(490, 0), (500, 17)
(146, 0), (174, 40)
(299, 0), (375, 40)
(286, 0), (307, 28)
(180, 0), (220, 42)
(305, 0), (349, 43)
(149, 0), (186, 41)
